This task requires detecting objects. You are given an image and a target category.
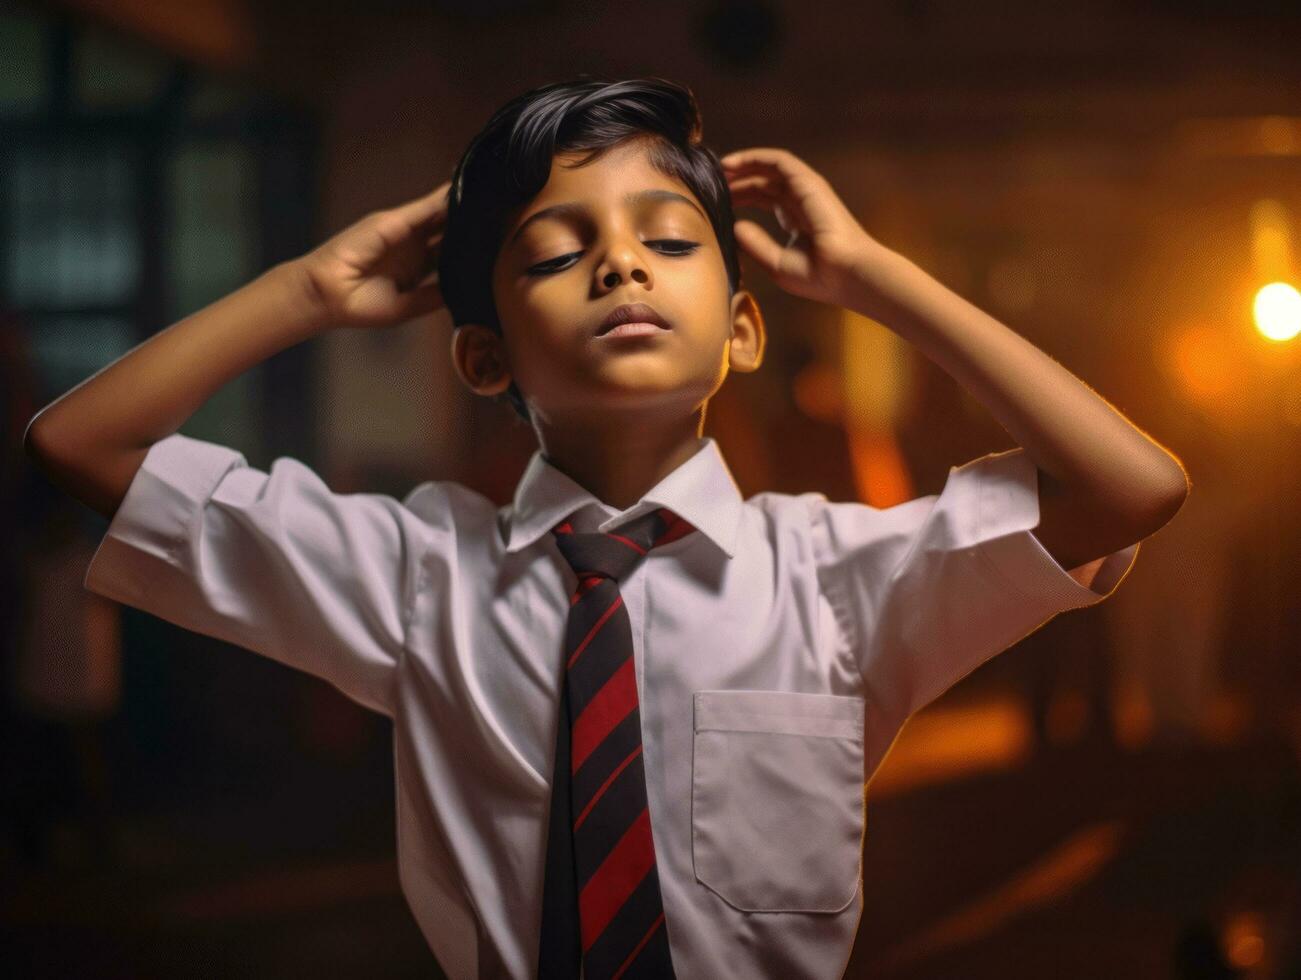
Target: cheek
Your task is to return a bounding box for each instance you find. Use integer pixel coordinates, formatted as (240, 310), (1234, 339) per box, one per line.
(497, 311), (576, 390)
(501, 275), (566, 328)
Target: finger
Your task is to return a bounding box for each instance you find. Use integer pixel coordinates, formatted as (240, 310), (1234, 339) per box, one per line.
(731, 218), (788, 280)
(728, 174), (793, 214)
(729, 177), (811, 236)
(421, 231), (444, 268)
(413, 202), (450, 235)
(729, 192), (777, 215)
(728, 172), (786, 203)
(727, 181), (779, 210)
(727, 174), (775, 196)
(730, 190), (791, 231)
(721, 149), (826, 211)
(720, 147), (811, 182)
(394, 245), (442, 288)
(725, 164), (817, 214)
(720, 147), (783, 168)
(391, 180), (452, 229)
(395, 277), (445, 320)
(728, 167), (810, 210)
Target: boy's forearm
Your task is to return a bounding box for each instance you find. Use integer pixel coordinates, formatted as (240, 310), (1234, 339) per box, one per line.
(24, 259), (328, 520)
(842, 245), (1188, 539)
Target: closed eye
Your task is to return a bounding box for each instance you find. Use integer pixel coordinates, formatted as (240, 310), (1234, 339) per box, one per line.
(526, 240), (700, 276)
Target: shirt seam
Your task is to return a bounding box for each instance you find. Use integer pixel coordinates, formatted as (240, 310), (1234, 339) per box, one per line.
(398, 499), (432, 699)
(166, 440), (249, 564)
(805, 494), (890, 726)
(973, 461), (1040, 605)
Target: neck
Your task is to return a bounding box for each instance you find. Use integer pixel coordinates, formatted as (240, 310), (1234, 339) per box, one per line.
(535, 407), (707, 511)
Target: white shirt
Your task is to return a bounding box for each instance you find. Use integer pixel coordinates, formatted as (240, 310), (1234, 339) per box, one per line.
(84, 432), (1139, 979)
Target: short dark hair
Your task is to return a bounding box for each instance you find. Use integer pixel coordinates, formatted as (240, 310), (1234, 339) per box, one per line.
(438, 75), (744, 423)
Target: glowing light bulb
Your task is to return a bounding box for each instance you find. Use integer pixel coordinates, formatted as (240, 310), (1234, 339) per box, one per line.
(1253, 281), (1301, 341)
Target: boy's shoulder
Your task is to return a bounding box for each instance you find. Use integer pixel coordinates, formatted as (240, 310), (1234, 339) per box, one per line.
(400, 477), (499, 530)
(743, 488), (826, 520)
(741, 489), (882, 553)
(743, 487), (876, 520)
(745, 488), (835, 507)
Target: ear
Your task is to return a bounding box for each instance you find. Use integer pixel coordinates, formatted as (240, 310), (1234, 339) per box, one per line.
(451, 323), (513, 396)
(727, 290), (766, 373)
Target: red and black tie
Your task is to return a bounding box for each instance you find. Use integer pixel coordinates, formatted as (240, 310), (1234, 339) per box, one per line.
(537, 506), (693, 980)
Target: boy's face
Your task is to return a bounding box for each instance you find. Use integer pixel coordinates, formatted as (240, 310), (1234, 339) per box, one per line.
(453, 139), (764, 426)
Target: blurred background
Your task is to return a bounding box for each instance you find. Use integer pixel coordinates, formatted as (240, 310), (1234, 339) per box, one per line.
(2, 0), (1299, 977)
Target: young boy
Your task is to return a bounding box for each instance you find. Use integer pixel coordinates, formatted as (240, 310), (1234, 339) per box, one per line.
(25, 76), (1188, 979)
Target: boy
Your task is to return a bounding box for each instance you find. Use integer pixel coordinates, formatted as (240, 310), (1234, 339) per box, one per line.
(25, 76), (1188, 979)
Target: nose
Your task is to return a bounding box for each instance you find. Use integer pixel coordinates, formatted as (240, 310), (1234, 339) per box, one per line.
(598, 238), (652, 289)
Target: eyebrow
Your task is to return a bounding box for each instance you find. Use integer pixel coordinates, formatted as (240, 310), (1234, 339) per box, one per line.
(507, 189), (706, 248)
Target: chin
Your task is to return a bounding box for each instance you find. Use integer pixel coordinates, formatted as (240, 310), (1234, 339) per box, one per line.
(567, 383), (700, 416)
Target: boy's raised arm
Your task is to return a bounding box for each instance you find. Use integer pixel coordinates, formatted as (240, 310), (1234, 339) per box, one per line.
(720, 146), (1188, 564)
(23, 180), (450, 521)
(24, 262), (328, 520)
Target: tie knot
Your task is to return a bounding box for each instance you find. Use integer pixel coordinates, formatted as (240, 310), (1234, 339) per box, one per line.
(551, 506), (693, 583)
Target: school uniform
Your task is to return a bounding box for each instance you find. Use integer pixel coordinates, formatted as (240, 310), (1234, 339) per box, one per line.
(83, 431), (1139, 979)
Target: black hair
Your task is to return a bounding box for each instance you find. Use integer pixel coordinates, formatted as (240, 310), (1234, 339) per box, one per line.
(438, 75), (744, 423)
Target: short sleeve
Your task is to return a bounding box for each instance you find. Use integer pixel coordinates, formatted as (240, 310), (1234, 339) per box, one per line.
(810, 446), (1140, 731)
(83, 432), (437, 718)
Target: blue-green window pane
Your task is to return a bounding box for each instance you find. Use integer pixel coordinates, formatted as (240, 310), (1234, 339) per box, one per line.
(167, 141), (262, 455)
(26, 315), (136, 399)
(187, 75), (250, 119)
(73, 26), (171, 110)
(0, 3), (49, 116)
(180, 368), (264, 457)
(168, 142), (257, 320)
(4, 144), (140, 306)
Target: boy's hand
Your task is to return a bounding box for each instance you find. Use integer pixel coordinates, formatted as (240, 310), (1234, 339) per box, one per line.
(721, 148), (884, 309)
(295, 180), (451, 330)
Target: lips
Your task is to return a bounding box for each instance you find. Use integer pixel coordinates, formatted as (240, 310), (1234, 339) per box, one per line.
(595, 302), (672, 335)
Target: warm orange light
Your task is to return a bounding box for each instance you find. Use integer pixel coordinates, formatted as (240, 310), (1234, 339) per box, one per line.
(847, 427), (912, 508)
(869, 696), (1032, 798)
(1045, 689), (1090, 744)
(1253, 281), (1301, 342)
(1250, 199), (1294, 281)
(837, 308), (914, 506)
(1223, 911), (1267, 969)
(1114, 676), (1153, 750)
(791, 362), (842, 424)
(870, 820), (1125, 972)
(1248, 198), (1299, 341)
(1164, 322), (1252, 404)
(839, 308), (910, 430)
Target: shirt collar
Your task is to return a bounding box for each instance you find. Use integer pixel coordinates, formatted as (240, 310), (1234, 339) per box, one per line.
(503, 436), (743, 559)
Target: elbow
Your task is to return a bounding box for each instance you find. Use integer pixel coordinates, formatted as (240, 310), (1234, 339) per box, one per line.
(1136, 470), (1190, 538)
(23, 413), (75, 476)
(23, 413), (56, 466)
(1157, 459), (1192, 516)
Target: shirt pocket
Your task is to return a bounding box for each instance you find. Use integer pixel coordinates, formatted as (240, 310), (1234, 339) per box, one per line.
(691, 689), (866, 913)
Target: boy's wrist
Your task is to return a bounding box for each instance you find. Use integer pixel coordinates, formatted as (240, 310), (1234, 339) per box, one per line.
(841, 244), (922, 326)
(271, 258), (334, 339)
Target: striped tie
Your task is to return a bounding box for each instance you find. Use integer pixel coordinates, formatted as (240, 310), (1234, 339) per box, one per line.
(537, 506), (692, 980)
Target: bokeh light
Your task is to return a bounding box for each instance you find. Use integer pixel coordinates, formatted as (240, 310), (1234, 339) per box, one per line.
(1253, 281), (1301, 342)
